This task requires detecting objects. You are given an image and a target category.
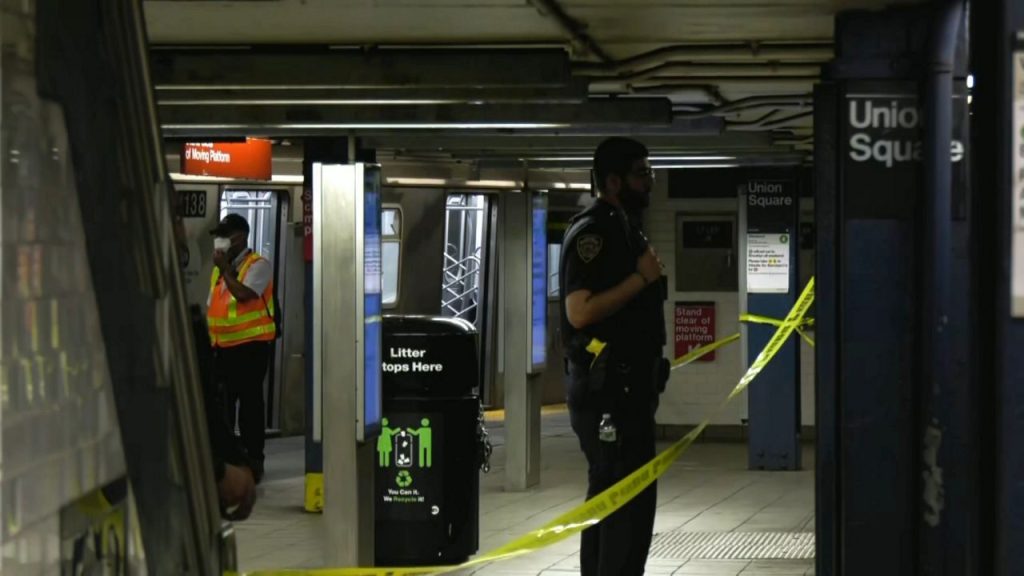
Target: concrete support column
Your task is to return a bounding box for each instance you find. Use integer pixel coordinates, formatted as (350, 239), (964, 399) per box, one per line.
(502, 190), (542, 491)
(314, 162), (376, 568)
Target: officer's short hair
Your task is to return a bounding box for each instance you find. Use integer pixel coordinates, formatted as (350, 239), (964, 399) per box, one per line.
(593, 137), (649, 192)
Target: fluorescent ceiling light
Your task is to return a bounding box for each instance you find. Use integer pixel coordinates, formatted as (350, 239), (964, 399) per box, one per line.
(387, 177), (524, 188)
(466, 180), (521, 188)
(385, 177), (523, 189)
(163, 123), (568, 130)
(163, 99), (459, 106)
(157, 85), (378, 90)
(169, 172), (304, 184)
(526, 155), (736, 162)
(653, 164), (740, 169)
(384, 177), (447, 186)
(653, 156), (735, 161)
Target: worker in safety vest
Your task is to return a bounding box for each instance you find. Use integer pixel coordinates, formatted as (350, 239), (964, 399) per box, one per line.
(172, 195), (256, 519)
(208, 213), (275, 484)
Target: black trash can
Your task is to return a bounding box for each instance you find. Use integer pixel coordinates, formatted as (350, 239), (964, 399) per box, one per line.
(374, 315), (482, 566)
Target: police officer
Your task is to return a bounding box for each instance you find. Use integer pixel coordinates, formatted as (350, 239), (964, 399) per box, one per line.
(559, 137), (668, 575)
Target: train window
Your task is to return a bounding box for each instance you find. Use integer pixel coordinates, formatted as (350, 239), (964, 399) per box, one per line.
(383, 208), (402, 238)
(382, 206), (402, 307)
(547, 244), (561, 298)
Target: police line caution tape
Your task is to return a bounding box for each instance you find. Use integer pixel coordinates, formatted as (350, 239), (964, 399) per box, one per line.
(237, 277), (816, 576)
(670, 314), (813, 372)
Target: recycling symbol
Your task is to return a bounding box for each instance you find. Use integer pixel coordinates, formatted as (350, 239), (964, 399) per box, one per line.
(396, 470), (413, 488)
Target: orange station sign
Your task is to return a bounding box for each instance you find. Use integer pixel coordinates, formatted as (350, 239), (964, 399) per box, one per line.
(182, 138), (272, 180)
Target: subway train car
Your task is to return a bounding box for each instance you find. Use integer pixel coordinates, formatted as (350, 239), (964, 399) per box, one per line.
(0, 4), (601, 566)
(166, 143), (591, 433)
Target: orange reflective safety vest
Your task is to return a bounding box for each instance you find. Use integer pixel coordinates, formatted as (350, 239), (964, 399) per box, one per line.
(207, 252), (276, 348)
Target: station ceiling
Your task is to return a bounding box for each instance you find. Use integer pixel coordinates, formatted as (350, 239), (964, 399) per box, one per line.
(143, 0), (926, 170)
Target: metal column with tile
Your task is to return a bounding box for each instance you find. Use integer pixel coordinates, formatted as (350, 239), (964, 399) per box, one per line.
(971, 0), (1024, 574)
(815, 4), (974, 575)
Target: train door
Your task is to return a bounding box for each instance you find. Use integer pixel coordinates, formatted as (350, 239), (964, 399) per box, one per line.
(441, 193), (499, 405)
(219, 188), (289, 435)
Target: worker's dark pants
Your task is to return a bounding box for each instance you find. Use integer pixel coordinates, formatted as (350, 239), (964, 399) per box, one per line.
(215, 341), (271, 467)
(570, 395), (658, 576)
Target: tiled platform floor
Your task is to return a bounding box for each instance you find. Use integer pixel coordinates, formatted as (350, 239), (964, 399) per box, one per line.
(234, 411), (814, 575)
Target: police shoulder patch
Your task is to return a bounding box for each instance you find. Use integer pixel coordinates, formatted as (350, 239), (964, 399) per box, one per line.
(576, 234), (603, 263)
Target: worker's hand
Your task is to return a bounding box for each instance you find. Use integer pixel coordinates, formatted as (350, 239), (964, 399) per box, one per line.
(636, 246), (662, 284)
(212, 249), (230, 274)
(219, 463), (256, 521)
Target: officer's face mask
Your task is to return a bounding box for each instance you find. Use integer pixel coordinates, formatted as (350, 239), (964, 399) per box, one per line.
(213, 236), (232, 252)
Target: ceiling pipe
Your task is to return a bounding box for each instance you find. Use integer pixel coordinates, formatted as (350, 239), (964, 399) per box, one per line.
(571, 41), (834, 74)
(726, 110), (814, 131)
(630, 78), (818, 93)
(726, 109), (782, 126)
(671, 94), (813, 118)
(583, 62), (824, 82)
(590, 84), (724, 104)
(528, 0), (613, 63)
(632, 75), (818, 85)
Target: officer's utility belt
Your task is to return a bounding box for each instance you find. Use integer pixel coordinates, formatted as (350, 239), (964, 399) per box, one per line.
(573, 336), (669, 399)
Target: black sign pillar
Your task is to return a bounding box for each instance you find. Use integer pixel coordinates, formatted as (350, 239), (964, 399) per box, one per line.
(815, 5), (972, 575)
(971, 0), (1024, 574)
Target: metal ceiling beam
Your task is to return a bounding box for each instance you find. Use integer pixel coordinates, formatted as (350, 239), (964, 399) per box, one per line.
(361, 132), (769, 152)
(584, 62), (824, 82)
(157, 98), (678, 137)
(149, 47), (575, 89)
(572, 42), (834, 74)
(527, 0), (612, 63)
(472, 154), (807, 169)
(155, 79), (592, 105)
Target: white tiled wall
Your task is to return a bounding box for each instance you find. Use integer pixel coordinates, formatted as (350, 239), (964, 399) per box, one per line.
(646, 174), (816, 428)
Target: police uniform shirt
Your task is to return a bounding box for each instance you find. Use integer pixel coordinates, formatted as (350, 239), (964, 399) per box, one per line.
(559, 198), (667, 367)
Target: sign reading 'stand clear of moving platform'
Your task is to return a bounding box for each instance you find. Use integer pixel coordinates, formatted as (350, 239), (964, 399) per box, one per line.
(181, 138), (272, 181)
(675, 302), (717, 361)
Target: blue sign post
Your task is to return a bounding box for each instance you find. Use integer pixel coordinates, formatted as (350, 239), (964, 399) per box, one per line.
(528, 192), (548, 373)
(743, 178), (801, 471)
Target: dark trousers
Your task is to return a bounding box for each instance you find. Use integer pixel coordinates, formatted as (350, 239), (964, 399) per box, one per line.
(215, 341), (271, 465)
(570, 404), (657, 576)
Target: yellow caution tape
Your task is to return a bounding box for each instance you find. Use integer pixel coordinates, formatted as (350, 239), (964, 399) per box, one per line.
(585, 338), (606, 369)
(670, 333), (741, 370)
(740, 313), (815, 348)
(238, 278), (816, 576)
(305, 473), (324, 513)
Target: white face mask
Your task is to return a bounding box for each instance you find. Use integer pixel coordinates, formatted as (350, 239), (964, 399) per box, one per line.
(213, 237), (232, 252)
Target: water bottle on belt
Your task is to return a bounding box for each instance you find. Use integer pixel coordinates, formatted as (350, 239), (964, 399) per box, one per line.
(599, 413), (617, 443)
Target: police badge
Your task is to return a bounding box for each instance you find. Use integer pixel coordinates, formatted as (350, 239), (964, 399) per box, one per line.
(577, 234), (603, 263)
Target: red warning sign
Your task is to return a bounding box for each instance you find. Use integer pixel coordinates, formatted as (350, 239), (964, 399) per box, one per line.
(182, 138), (272, 180)
(675, 302), (716, 361)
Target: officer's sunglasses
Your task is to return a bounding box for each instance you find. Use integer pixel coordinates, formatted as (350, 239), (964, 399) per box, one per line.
(627, 167), (656, 181)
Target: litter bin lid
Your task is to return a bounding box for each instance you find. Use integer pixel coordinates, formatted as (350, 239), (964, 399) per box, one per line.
(382, 315), (476, 336)
(382, 315), (479, 398)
